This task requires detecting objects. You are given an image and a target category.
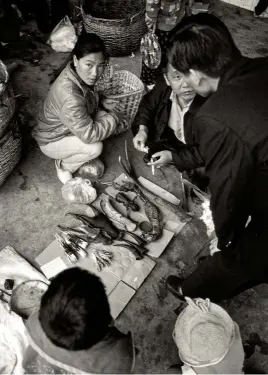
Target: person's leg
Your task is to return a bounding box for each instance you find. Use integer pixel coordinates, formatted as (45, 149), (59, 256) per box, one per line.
(180, 250), (256, 302)
(168, 223), (268, 302)
(40, 136), (103, 173)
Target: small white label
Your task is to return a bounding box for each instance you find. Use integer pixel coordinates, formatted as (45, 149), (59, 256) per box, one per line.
(40, 257), (67, 279)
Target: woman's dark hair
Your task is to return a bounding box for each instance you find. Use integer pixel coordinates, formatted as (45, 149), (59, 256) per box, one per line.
(73, 32), (108, 60)
(39, 268), (112, 351)
(50, 31), (108, 83)
(166, 14), (241, 78)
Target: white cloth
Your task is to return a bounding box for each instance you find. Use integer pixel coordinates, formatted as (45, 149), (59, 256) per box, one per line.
(168, 90), (192, 143)
(163, 74), (193, 142)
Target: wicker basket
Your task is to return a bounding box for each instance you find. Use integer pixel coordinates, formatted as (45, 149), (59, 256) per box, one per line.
(0, 61), (16, 138)
(96, 68), (144, 134)
(82, 0), (147, 57)
(0, 119), (22, 187)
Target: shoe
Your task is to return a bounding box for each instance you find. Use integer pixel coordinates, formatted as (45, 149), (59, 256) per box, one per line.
(55, 160), (73, 184)
(166, 275), (185, 301)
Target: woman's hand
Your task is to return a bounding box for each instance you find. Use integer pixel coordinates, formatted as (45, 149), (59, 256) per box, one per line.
(133, 129), (148, 152)
(101, 98), (118, 111)
(148, 150), (173, 167)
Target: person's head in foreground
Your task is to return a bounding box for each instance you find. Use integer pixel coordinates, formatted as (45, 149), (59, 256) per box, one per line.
(173, 297), (244, 373)
(39, 267), (112, 350)
(72, 32), (108, 86)
(167, 14), (241, 97)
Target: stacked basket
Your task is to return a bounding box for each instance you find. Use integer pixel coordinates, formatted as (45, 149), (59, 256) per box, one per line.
(0, 60), (22, 187)
(82, 0), (147, 57)
(96, 66), (144, 134)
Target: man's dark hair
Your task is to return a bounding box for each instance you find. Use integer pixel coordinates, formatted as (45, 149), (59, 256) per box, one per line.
(39, 268), (112, 351)
(167, 14), (241, 78)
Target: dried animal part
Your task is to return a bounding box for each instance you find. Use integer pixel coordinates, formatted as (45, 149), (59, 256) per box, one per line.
(114, 244), (143, 260)
(65, 249), (78, 264)
(118, 181), (162, 242)
(139, 221), (152, 232)
(58, 224), (99, 239)
(90, 247), (114, 272)
(118, 144), (192, 223)
(67, 212), (119, 240)
(100, 197), (137, 232)
(114, 192), (139, 212)
(55, 233), (78, 264)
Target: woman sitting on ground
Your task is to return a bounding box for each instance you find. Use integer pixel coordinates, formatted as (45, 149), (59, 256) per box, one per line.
(32, 33), (120, 183)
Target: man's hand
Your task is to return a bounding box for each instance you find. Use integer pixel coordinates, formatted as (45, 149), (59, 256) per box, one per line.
(101, 98), (118, 111)
(148, 150), (173, 167)
(133, 128), (148, 152)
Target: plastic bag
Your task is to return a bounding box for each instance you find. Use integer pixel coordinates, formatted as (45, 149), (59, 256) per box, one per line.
(61, 177), (97, 204)
(47, 16), (77, 53)
(140, 31), (162, 69)
(77, 159), (105, 180)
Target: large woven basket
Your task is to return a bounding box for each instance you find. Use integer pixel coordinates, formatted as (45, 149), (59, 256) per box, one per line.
(0, 61), (16, 138)
(0, 119), (22, 187)
(96, 68), (144, 134)
(82, 0), (147, 56)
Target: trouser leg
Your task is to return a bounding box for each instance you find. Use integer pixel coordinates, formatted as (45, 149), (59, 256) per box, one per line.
(40, 136), (103, 173)
(255, 0), (268, 14)
(181, 223), (268, 302)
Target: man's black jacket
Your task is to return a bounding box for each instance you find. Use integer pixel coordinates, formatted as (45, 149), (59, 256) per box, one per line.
(133, 57), (268, 251)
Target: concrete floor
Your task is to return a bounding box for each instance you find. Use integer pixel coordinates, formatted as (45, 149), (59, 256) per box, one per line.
(1, 1), (268, 373)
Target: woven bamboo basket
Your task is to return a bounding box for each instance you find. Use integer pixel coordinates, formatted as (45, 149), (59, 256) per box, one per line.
(0, 61), (16, 138)
(82, 0), (147, 56)
(96, 68), (144, 134)
(0, 119), (22, 187)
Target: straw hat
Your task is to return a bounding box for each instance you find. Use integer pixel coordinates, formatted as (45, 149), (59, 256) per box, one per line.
(173, 297), (235, 367)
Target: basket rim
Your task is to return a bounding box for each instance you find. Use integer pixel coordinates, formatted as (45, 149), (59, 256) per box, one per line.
(96, 70), (144, 97)
(82, 7), (145, 24)
(103, 90), (144, 100)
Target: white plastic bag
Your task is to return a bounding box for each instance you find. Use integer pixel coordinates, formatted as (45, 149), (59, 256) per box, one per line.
(48, 16), (77, 53)
(61, 177), (97, 204)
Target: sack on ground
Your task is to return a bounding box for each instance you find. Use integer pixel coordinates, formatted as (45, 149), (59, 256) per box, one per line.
(48, 16), (77, 52)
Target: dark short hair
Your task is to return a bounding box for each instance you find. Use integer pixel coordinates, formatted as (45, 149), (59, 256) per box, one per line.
(167, 14), (241, 78)
(39, 268), (112, 350)
(73, 32), (108, 60)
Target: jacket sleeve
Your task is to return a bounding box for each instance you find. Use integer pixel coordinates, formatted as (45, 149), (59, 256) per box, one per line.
(196, 116), (253, 251)
(171, 144), (205, 171)
(59, 93), (119, 144)
(132, 78), (167, 137)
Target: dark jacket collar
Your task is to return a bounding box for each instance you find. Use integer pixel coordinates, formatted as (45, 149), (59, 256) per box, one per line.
(219, 55), (251, 86)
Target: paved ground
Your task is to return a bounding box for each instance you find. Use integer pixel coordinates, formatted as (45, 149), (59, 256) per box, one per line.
(1, 1), (268, 372)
